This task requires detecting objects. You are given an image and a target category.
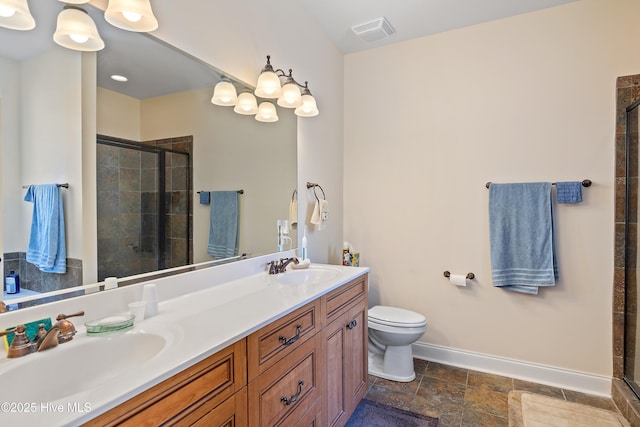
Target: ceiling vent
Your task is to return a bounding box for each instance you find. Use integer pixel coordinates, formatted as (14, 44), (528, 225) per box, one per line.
(351, 17), (395, 43)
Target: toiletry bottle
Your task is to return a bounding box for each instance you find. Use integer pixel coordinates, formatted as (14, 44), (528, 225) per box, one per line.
(5, 270), (20, 294)
(302, 226), (308, 260)
(343, 242), (351, 266)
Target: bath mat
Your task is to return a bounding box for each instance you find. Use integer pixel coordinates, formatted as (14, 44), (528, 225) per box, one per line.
(345, 398), (439, 427)
(508, 391), (630, 427)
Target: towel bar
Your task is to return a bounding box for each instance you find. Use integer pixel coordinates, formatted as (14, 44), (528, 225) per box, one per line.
(443, 271), (475, 280)
(22, 183), (69, 189)
(197, 189), (244, 194)
(485, 180), (591, 189)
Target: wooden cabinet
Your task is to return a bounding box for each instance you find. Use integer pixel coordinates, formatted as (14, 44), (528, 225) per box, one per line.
(322, 275), (369, 427)
(82, 273), (368, 427)
(83, 340), (247, 427)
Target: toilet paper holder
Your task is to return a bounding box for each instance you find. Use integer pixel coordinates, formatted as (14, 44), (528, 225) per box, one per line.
(443, 271), (475, 280)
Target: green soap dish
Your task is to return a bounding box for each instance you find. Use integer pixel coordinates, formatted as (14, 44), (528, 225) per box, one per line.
(85, 313), (134, 335)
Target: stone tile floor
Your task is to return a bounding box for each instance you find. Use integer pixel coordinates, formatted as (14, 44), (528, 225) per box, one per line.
(363, 359), (621, 427)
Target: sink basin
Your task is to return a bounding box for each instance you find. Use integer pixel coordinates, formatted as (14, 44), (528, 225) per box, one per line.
(277, 266), (340, 285)
(0, 331), (167, 402)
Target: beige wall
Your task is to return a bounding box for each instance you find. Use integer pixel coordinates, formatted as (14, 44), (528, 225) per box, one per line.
(344, 0), (640, 378)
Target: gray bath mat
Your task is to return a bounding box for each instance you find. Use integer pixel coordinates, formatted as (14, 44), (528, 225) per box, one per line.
(345, 398), (439, 427)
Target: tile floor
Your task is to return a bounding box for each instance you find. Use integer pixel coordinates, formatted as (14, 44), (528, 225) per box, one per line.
(363, 359), (622, 427)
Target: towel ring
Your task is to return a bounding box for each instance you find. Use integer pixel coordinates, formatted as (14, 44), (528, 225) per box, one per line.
(307, 182), (326, 201)
(291, 189), (297, 201)
(443, 271), (475, 280)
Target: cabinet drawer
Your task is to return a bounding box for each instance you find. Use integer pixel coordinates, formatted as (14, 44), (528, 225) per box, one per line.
(248, 299), (320, 380)
(248, 335), (323, 427)
(84, 339), (247, 426)
(323, 275), (368, 324)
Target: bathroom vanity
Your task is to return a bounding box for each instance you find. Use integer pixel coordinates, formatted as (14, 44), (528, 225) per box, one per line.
(0, 254), (368, 427)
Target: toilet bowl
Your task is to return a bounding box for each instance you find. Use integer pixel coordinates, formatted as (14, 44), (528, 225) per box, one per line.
(368, 305), (427, 382)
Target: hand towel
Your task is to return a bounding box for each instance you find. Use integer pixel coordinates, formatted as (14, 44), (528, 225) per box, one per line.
(488, 182), (557, 294)
(311, 199), (329, 230)
(555, 181), (582, 204)
(199, 191), (210, 205)
(24, 184), (67, 273)
(207, 191), (240, 259)
(289, 190), (298, 226)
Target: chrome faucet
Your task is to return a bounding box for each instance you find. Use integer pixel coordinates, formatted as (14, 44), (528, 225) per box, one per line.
(268, 257), (299, 274)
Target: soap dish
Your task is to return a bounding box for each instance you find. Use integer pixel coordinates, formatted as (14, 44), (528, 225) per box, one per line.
(85, 313), (134, 335)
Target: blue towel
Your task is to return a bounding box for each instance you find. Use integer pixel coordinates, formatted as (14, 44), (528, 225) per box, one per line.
(555, 181), (582, 203)
(24, 184), (66, 273)
(488, 183), (557, 294)
(207, 191), (239, 259)
(199, 191), (210, 205)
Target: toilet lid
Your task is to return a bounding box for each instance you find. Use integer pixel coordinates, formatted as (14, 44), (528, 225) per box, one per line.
(368, 305), (427, 327)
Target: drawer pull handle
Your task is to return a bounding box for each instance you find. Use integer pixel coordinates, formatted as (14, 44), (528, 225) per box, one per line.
(281, 380), (304, 406)
(347, 320), (358, 330)
(279, 325), (302, 346)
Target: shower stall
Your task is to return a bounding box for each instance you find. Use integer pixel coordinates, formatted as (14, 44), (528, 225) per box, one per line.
(96, 136), (191, 281)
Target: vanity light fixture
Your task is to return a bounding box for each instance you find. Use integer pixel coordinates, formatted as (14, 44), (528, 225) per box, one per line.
(233, 91), (259, 115)
(105, 0), (158, 32)
(2, 0), (159, 52)
(255, 102), (279, 123)
(0, 0), (35, 30)
(53, 6), (104, 51)
(210, 55), (319, 122)
(211, 77), (238, 107)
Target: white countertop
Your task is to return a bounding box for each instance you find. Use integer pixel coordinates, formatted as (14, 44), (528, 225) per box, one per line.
(0, 258), (369, 426)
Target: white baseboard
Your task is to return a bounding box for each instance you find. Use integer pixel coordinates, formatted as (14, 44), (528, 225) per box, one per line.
(412, 342), (611, 397)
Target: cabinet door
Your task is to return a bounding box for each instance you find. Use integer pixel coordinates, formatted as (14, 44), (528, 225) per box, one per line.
(344, 301), (368, 416)
(324, 311), (348, 427)
(323, 298), (368, 427)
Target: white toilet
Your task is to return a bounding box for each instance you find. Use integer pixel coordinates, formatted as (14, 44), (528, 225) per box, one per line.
(368, 305), (427, 382)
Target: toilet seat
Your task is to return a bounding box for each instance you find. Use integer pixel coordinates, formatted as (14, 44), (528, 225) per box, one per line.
(368, 305), (427, 328)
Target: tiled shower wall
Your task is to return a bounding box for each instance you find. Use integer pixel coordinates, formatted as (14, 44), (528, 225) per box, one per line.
(2, 252), (82, 293)
(612, 74), (640, 426)
(96, 136), (192, 281)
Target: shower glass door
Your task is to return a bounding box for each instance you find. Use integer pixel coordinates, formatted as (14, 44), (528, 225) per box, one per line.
(625, 100), (640, 397)
(96, 137), (190, 281)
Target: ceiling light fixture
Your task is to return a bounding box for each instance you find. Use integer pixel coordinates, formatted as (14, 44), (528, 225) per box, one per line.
(110, 74), (128, 82)
(211, 55), (319, 122)
(1, 0), (159, 52)
(0, 0), (35, 30)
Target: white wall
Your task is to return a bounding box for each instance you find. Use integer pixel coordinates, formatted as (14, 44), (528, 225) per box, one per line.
(0, 49), (85, 260)
(148, 0), (345, 264)
(344, 0), (640, 380)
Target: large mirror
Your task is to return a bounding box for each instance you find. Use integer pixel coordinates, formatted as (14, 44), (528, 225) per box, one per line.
(0, 2), (297, 310)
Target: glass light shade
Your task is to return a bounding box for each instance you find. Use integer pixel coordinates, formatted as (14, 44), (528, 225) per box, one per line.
(233, 92), (258, 115)
(105, 0), (158, 32)
(53, 7), (105, 51)
(0, 0), (35, 30)
(211, 80), (238, 106)
(277, 81), (302, 108)
(255, 102), (279, 123)
(295, 94), (319, 117)
(255, 70), (282, 99)
(58, 0), (90, 4)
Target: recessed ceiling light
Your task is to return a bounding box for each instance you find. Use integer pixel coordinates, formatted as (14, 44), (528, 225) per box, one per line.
(110, 74), (128, 82)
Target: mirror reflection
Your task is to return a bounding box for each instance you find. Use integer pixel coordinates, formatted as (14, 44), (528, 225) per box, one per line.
(0, 2), (297, 310)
